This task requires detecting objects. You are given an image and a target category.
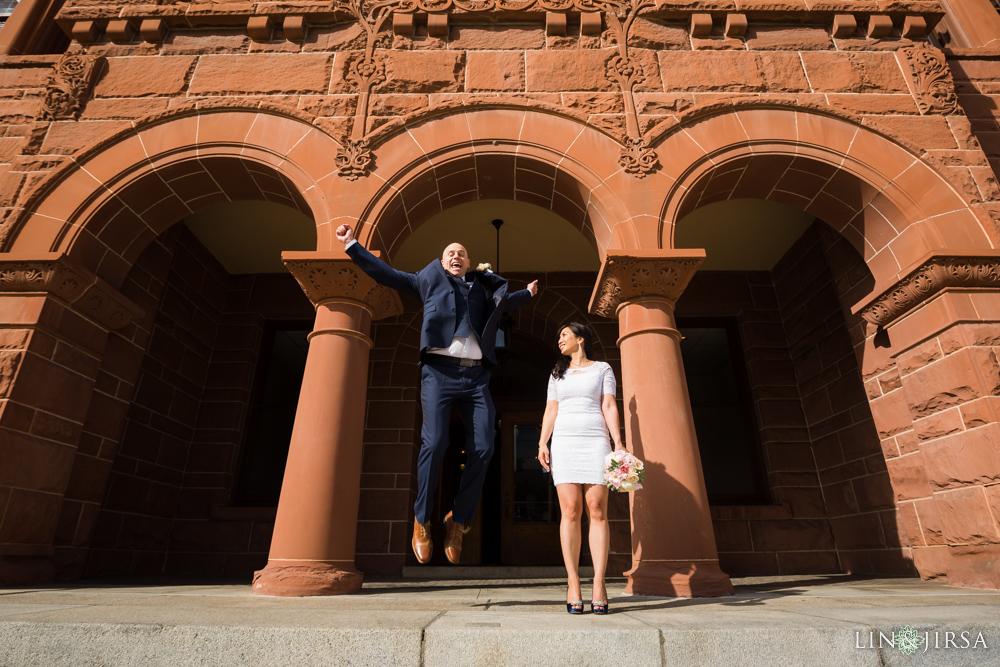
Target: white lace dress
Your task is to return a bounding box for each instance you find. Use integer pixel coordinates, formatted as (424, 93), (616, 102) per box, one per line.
(547, 361), (617, 486)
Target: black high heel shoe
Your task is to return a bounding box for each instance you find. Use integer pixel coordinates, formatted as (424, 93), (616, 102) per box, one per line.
(591, 601), (609, 615)
(566, 601), (584, 614)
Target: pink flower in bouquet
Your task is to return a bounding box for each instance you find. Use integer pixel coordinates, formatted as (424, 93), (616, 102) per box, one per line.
(603, 450), (645, 492)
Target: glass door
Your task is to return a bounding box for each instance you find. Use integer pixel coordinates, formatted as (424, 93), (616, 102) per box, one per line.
(499, 411), (563, 565)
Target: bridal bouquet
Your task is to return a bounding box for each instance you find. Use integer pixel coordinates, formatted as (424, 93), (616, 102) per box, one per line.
(604, 450), (645, 492)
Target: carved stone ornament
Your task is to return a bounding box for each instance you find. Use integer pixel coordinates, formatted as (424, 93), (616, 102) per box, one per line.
(588, 250), (705, 318)
(41, 52), (102, 121)
(857, 254), (1000, 327)
(619, 137), (658, 177)
(0, 253), (142, 329)
(899, 43), (960, 116)
(282, 252), (403, 320)
(335, 138), (375, 180)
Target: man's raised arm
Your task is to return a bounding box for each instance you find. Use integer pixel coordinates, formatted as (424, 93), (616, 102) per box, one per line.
(337, 224), (420, 298)
(504, 279), (538, 312)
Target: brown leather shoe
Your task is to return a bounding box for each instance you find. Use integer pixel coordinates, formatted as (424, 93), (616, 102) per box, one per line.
(443, 511), (471, 565)
(412, 518), (432, 564)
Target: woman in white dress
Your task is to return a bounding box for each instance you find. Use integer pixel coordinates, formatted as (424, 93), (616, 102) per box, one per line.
(537, 322), (624, 615)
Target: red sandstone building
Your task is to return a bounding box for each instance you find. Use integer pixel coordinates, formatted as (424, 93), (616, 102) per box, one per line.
(0, 0), (998, 597)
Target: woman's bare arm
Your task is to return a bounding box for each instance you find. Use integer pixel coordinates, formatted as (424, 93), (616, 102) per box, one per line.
(537, 400), (559, 471)
(602, 393), (624, 450)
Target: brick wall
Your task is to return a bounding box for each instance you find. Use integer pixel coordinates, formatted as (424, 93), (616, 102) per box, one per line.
(772, 223), (911, 576)
(85, 225), (230, 576)
(679, 269), (836, 575)
(163, 272), (313, 576)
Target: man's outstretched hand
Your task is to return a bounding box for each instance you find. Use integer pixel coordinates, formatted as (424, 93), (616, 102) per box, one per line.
(527, 280), (538, 297)
(335, 224), (355, 245)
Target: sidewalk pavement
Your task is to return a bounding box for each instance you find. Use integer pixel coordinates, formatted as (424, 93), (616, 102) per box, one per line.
(1, 572), (999, 666)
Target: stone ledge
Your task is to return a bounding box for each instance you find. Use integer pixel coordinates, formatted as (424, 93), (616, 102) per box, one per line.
(51, 2), (946, 46)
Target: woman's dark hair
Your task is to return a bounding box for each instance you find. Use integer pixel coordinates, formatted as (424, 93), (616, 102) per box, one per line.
(552, 322), (595, 380)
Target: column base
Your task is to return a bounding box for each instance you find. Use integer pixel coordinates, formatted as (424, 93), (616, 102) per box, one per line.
(624, 560), (734, 598)
(252, 560), (363, 597)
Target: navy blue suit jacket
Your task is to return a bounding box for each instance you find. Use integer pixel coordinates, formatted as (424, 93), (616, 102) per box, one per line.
(346, 242), (532, 367)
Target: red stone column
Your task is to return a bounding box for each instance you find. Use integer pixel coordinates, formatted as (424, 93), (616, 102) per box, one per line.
(252, 251), (401, 597)
(857, 253), (1000, 590)
(590, 250), (734, 597)
(0, 254), (141, 585)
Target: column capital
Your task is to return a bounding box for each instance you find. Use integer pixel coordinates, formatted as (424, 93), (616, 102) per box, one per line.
(282, 250), (403, 320)
(0, 252), (143, 330)
(854, 251), (1000, 328)
(588, 249), (706, 318)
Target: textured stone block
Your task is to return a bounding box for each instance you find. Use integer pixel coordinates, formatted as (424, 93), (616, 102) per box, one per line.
(933, 487), (1000, 544)
(746, 26), (831, 51)
(885, 453), (930, 501)
(382, 51), (464, 94)
(466, 51), (523, 93)
(527, 50), (615, 92)
(902, 347), (1000, 418)
(800, 52), (908, 93)
(922, 424), (1000, 489)
(190, 53), (332, 95)
(95, 56), (196, 98)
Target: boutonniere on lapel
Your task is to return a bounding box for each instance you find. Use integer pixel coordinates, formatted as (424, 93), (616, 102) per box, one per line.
(476, 263), (493, 273)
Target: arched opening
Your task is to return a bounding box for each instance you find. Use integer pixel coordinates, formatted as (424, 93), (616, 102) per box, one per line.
(75, 192), (319, 578)
(358, 191), (619, 570)
(671, 183), (904, 578)
(11, 110), (338, 579)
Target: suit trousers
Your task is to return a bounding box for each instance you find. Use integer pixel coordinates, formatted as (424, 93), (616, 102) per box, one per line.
(415, 361), (495, 526)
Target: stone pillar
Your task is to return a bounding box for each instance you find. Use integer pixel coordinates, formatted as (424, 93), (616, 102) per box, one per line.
(858, 253), (1000, 590)
(589, 250), (734, 597)
(252, 250), (401, 597)
(0, 254), (140, 585)
(937, 0), (1000, 49)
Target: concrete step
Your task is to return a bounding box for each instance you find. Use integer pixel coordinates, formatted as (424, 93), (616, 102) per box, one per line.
(2, 575), (998, 667)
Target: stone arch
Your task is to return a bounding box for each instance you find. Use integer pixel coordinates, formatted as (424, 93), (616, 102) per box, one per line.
(4, 108), (341, 288)
(321, 106), (637, 259)
(653, 104), (996, 290)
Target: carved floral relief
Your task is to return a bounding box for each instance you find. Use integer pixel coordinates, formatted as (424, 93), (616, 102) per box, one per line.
(283, 256), (403, 320)
(858, 255), (1000, 327)
(899, 43), (959, 116)
(0, 256), (140, 329)
(41, 52), (102, 122)
(325, 0), (659, 181)
(590, 254), (703, 318)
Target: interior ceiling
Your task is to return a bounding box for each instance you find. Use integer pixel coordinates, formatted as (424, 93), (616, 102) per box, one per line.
(183, 196), (814, 276)
(184, 200), (317, 274)
(674, 198), (815, 271)
(391, 199), (600, 273)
